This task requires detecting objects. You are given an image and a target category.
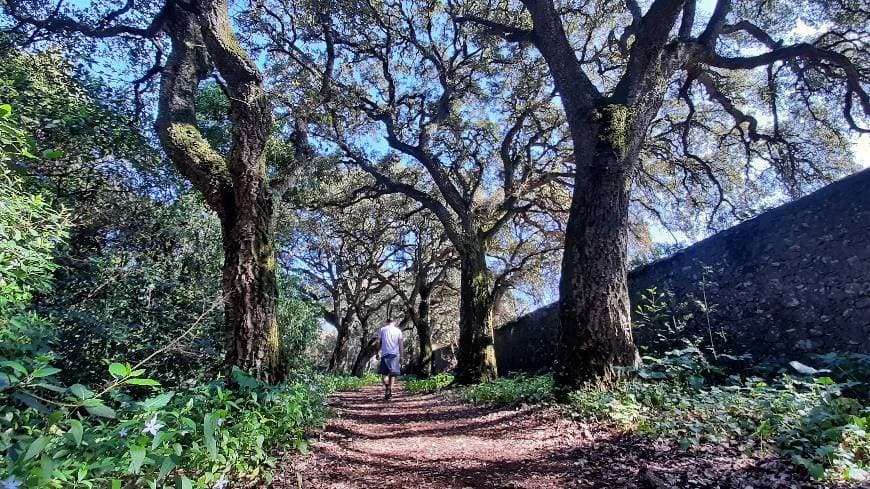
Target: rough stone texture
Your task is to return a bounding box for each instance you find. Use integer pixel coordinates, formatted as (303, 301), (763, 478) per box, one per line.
(491, 168), (870, 374)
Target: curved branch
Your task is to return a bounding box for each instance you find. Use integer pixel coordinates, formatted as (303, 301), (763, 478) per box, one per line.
(3, 0), (169, 39)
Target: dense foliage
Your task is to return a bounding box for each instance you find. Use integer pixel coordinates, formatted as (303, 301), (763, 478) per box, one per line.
(0, 0), (867, 484)
(406, 353), (869, 482)
(0, 78), (326, 487)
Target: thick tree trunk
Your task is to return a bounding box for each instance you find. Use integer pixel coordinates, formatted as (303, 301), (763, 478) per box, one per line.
(351, 338), (379, 377)
(416, 283), (433, 378)
(554, 141), (640, 392)
(453, 243), (498, 384)
(157, 2), (286, 383)
(220, 198), (285, 383)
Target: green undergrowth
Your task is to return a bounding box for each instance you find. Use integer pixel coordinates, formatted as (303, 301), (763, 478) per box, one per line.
(0, 353), (375, 488)
(318, 373), (380, 392)
(403, 373), (454, 393)
(407, 352), (868, 483)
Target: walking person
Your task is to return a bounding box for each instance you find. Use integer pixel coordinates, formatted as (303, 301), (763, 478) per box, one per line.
(376, 320), (403, 400)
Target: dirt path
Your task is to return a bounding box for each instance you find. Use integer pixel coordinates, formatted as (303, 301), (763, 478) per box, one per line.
(277, 383), (828, 488)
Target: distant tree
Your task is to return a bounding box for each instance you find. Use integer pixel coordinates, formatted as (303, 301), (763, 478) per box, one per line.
(250, 0), (570, 383)
(459, 0), (868, 390)
(285, 179), (407, 374)
(374, 209), (458, 378)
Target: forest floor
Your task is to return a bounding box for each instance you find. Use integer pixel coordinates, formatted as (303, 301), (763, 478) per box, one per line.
(276, 383), (837, 489)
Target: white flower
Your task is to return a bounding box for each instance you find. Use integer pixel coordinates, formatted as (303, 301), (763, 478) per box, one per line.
(118, 428), (129, 438)
(142, 415), (164, 437)
(212, 474), (229, 489)
(1, 475), (23, 489)
(216, 418), (224, 427)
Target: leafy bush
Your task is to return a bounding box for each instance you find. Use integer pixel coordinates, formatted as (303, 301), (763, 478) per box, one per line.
(565, 372), (868, 482)
(315, 373), (380, 393)
(403, 373), (555, 403)
(0, 362), (334, 488)
(430, 352), (867, 482)
(812, 352), (870, 399)
(0, 144), (339, 487)
(403, 373), (454, 393)
(455, 375), (555, 405)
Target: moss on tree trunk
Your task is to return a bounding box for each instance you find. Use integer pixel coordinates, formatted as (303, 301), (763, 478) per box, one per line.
(454, 244), (498, 385)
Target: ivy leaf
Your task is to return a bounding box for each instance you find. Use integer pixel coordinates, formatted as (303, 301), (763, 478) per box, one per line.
(69, 384), (95, 400)
(41, 148), (64, 159)
(31, 366), (62, 378)
(24, 435), (49, 461)
(109, 363), (130, 379)
(158, 456), (176, 481)
(139, 392), (174, 411)
(68, 419), (83, 446)
(0, 360), (27, 374)
(128, 445), (147, 474)
(204, 412), (218, 460)
(84, 402), (116, 419)
(125, 378), (160, 386)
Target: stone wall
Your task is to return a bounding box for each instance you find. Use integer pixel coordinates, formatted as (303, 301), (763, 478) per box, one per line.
(493, 168), (870, 374)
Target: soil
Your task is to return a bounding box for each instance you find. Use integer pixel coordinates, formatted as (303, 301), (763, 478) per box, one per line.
(274, 383), (841, 489)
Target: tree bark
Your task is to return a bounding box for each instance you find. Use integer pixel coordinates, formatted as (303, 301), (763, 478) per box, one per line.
(155, 0), (286, 382)
(453, 242), (498, 384)
(328, 315), (352, 373)
(516, 0), (684, 392)
(219, 205), (284, 383)
(554, 143), (640, 392)
(351, 337), (379, 377)
(415, 283), (434, 378)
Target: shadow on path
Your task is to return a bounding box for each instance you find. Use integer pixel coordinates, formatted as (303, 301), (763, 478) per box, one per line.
(275, 384), (831, 489)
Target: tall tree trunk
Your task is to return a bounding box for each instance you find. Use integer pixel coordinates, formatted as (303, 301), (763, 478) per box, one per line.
(352, 338), (379, 377)
(554, 124), (641, 392)
(517, 0), (685, 393)
(416, 283), (433, 378)
(454, 243), (498, 384)
(156, 1), (287, 383)
(219, 200), (284, 383)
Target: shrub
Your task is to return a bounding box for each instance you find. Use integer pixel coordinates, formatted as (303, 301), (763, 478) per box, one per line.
(315, 373), (380, 393)
(0, 363), (333, 487)
(455, 375), (554, 405)
(0, 149), (344, 487)
(403, 373), (454, 393)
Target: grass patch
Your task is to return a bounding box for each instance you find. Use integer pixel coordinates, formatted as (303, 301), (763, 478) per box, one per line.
(317, 373), (380, 392)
